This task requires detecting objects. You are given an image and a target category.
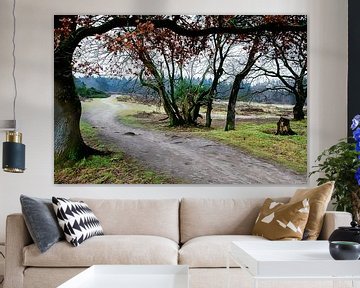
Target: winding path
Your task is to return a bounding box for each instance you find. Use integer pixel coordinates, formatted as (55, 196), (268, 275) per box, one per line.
(81, 96), (306, 184)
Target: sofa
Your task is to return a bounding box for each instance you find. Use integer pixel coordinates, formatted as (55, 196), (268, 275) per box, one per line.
(4, 198), (352, 288)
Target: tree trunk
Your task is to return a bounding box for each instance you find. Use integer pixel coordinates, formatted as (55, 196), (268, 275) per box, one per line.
(205, 72), (222, 128)
(190, 89), (209, 124)
(205, 100), (213, 128)
(224, 39), (259, 131)
(293, 93), (306, 120)
(165, 100), (184, 126)
(54, 52), (89, 164)
(54, 96), (84, 163)
(139, 52), (185, 127)
(225, 74), (242, 131)
(155, 86), (184, 127)
(190, 103), (201, 124)
(275, 117), (297, 135)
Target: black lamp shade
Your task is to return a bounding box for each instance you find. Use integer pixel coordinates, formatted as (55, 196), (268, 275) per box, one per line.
(2, 141), (25, 173)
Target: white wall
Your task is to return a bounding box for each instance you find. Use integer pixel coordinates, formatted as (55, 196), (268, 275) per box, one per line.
(0, 0), (348, 242)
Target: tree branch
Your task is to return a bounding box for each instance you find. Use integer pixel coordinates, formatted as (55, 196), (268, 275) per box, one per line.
(56, 15), (307, 56)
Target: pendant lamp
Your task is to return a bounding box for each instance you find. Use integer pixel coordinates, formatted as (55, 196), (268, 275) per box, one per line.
(1, 0), (25, 173)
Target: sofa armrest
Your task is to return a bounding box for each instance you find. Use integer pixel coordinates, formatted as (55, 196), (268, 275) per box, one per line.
(4, 213), (33, 288)
(318, 211), (352, 240)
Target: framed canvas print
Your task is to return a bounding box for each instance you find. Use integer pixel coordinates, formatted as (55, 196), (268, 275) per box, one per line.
(54, 15), (307, 184)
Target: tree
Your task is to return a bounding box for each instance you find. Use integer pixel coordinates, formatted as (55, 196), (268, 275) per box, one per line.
(224, 37), (261, 131)
(96, 17), (238, 128)
(54, 15), (307, 162)
(203, 33), (235, 127)
(254, 29), (307, 120)
(118, 20), (208, 126)
(54, 16), (89, 163)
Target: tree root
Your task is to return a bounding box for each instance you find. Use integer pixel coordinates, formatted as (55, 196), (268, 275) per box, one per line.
(82, 143), (111, 158)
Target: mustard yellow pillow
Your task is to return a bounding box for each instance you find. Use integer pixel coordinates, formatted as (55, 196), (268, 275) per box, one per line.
(252, 198), (310, 240)
(289, 181), (334, 240)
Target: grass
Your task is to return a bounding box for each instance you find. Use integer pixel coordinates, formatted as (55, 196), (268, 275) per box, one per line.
(86, 93), (109, 98)
(117, 101), (163, 127)
(114, 100), (307, 174)
(196, 121), (307, 174)
(54, 121), (180, 184)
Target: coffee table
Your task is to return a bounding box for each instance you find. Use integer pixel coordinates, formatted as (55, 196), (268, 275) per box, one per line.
(228, 241), (360, 288)
(57, 265), (189, 288)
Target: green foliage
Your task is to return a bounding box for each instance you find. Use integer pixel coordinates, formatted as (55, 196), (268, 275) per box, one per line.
(174, 79), (208, 108)
(174, 79), (208, 101)
(76, 82), (109, 98)
(310, 140), (360, 212)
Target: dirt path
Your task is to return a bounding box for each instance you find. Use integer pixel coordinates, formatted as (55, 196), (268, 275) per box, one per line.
(81, 96), (306, 184)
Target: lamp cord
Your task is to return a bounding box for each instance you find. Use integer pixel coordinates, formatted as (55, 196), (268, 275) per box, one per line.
(0, 251), (3, 284)
(11, 0), (17, 129)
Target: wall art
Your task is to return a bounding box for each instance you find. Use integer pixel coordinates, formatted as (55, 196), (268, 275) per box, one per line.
(54, 15), (307, 184)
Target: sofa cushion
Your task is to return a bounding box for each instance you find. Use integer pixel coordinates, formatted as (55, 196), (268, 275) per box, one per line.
(179, 235), (267, 268)
(24, 268), (86, 288)
(72, 198), (179, 243)
(23, 235), (178, 267)
(180, 198), (289, 243)
(20, 195), (64, 253)
(252, 198), (310, 240)
(290, 181), (334, 240)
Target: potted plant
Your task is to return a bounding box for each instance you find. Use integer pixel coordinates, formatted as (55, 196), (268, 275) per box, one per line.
(311, 115), (360, 222)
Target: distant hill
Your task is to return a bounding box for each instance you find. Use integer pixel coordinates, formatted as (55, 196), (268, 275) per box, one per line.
(75, 76), (148, 94)
(74, 80), (109, 98)
(74, 76), (298, 105)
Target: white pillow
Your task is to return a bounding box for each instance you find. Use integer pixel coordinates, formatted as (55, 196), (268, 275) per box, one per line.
(52, 197), (103, 246)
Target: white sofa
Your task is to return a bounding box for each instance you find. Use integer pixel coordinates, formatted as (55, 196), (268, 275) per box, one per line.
(4, 198), (352, 288)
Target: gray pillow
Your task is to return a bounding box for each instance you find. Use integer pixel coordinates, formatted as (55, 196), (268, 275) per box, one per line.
(20, 195), (64, 253)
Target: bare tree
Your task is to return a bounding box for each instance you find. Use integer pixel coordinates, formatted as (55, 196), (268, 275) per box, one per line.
(224, 37), (261, 131)
(254, 31), (307, 120)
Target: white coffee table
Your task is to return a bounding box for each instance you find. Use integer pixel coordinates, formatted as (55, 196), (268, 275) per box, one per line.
(57, 265), (189, 288)
(229, 241), (360, 288)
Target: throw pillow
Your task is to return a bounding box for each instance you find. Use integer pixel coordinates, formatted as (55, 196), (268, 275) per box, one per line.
(289, 181), (334, 240)
(252, 198), (310, 240)
(52, 197), (104, 247)
(20, 195), (64, 253)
